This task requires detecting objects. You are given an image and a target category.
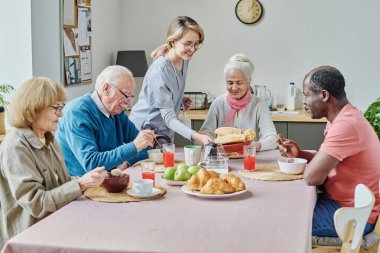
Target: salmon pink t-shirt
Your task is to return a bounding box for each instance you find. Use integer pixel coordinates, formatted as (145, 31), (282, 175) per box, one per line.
(320, 103), (380, 223)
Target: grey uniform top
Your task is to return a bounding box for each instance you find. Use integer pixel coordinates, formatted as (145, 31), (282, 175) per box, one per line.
(200, 94), (278, 151)
(129, 56), (195, 141)
(0, 128), (82, 248)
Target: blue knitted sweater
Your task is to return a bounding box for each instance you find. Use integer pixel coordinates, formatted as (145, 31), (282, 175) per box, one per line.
(55, 93), (148, 176)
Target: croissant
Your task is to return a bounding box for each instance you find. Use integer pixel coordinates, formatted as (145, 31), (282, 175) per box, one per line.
(244, 129), (256, 141)
(186, 168), (216, 191)
(224, 173), (246, 192)
(200, 178), (235, 195)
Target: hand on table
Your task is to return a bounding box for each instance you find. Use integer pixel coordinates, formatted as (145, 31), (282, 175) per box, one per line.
(78, 167), (106, 192)
(275, 134), (300, 158)
(133, 130), (155, 152)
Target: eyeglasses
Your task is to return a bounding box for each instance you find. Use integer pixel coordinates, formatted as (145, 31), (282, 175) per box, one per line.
(179, 41), (202, 51)
(49, 104), (65, 115)
(108, 82), (134, 103)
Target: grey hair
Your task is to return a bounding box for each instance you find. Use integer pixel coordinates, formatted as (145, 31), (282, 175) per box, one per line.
(223, 54), (254, 80)
(95, 65), (134, 90)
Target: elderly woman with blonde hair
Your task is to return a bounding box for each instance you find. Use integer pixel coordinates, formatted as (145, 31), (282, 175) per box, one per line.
(200, 54), (277, 151)
(0, 77), (106, 248)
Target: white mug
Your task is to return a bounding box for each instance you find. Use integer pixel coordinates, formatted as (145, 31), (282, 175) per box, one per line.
(133, 179), (153, 195)
(184, 145), (202, 166)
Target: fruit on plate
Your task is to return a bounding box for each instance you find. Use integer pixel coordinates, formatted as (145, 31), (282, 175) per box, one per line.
(163, 167), (176, 180)
(174, 167), (192, 181)
(188, 165), (200, 175)
(177, 163), (189, 171)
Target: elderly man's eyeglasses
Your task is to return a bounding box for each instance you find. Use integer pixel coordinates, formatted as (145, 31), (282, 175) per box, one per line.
(180, 41), (202, 51)
(109, 82), (134, 103)
(49, 104), (65, 115)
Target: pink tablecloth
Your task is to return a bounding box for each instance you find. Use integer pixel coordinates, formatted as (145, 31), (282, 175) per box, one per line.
(2, 150), (317, 253)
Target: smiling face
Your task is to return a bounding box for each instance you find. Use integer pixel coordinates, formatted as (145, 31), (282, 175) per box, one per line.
(172, 29), (201, 61)
(302, 77), (326, 119)
(226, 69), (250, 100)
(32, 102), (65, 137)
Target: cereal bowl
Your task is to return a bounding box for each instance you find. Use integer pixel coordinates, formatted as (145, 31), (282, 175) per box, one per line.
(278, 158), (307, 175)
(102, 173), (130, 193)
(147, 149), (163, 163)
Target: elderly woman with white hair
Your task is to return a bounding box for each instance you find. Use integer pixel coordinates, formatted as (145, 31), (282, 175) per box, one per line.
(200, 54), (277, 151)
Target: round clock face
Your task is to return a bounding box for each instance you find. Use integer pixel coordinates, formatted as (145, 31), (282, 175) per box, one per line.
(235, 0), (263, 24)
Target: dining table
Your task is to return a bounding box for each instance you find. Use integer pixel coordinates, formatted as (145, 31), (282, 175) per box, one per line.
(1, 149), (317, 253)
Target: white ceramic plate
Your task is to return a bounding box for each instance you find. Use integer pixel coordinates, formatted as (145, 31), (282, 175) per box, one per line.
(161, 175), (187, 186)
(181, 185), (248, 199)
(127, 187), (161, 199)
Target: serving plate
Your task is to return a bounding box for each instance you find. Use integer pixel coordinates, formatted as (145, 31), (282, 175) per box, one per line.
(223, 141), (251, 154)
(181, 185), (248, 199)
(161, 175), (187, 186)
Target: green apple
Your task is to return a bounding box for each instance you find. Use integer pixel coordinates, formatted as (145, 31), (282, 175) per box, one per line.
(188, 165), (200, 175)
(177, 163), (189, 171)
(174, 167), (191, 181)
(163, 167), (176, 180)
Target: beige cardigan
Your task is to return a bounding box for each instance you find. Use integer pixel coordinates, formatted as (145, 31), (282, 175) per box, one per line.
(0, 128), (82, 249)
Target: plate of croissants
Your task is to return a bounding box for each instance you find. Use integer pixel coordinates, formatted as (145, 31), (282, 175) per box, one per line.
(181, 168), (247, 199)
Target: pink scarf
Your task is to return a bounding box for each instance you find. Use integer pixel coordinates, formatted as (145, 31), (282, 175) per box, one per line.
(225, 91), (251, 125)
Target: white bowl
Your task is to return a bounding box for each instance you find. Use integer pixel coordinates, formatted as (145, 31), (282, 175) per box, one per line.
(278, 158), (307, 175)
(147, 149), (163, 163)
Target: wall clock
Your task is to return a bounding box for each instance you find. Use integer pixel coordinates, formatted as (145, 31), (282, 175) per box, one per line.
(235, 0), (263, 24)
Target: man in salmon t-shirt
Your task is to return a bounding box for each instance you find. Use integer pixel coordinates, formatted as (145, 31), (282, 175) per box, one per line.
(276, 66), (380, 237)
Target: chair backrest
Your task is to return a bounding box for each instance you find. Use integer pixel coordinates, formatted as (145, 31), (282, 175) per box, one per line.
(334, 184), (375, 252)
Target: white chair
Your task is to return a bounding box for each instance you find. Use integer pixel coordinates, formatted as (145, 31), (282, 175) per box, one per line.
(313, 184), (375, 253)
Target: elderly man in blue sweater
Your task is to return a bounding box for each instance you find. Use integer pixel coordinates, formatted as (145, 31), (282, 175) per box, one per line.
(56, 65), (155, 176)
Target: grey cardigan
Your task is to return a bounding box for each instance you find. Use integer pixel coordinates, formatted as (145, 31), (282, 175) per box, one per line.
(0, 128), (82, 248)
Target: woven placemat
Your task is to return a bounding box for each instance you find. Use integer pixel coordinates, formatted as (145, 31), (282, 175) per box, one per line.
(84, 186), (166, 203)
(136, 159), (184, 173)
(239, 165), (303, 181)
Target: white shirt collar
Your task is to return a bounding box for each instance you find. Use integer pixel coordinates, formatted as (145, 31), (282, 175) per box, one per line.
(90, 91), (112, 118)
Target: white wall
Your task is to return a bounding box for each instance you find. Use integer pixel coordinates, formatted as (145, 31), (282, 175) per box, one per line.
(0, 0), (33, 97)
(120, 0), (380, 111)
(31, 0), (123, 101)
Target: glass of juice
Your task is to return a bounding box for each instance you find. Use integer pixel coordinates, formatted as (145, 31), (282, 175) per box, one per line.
(162, 143), (175, 168)
(140, 161), (156, 186)
(243, 145), (256, 171)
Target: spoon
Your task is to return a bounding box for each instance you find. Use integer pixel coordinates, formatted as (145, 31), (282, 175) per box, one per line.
(153, 136), (163, 153)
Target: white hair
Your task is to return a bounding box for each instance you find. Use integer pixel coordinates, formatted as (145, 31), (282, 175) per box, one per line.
(95, 65), (134, 90)
(223, 54), (254, 80)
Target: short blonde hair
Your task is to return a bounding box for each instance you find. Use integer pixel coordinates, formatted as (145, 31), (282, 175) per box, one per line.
(224, 53), (254, 80)
(8, 77), (67, 128)
(151, 16), (204, 60)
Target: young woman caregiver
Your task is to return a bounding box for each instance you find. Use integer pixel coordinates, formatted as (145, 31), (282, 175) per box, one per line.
(129, 16), (211, 146)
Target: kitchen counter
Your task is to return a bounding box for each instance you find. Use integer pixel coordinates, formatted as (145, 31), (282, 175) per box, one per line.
(182, 109), (327, 123)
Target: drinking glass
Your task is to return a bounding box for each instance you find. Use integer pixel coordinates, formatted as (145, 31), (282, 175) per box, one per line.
(141, 161), (156, 186)
(243, 145), (256, 171)
(276, 94), (285, 112)
(162, 143), (175, 168)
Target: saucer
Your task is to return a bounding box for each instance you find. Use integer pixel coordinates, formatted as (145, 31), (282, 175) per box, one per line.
(127, 187), (161, 199)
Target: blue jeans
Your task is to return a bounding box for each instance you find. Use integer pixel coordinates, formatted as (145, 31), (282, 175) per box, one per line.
(312, 193), (375, 237)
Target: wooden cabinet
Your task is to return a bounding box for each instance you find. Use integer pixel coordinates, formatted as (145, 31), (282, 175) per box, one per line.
(275, 122), (325, 150)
